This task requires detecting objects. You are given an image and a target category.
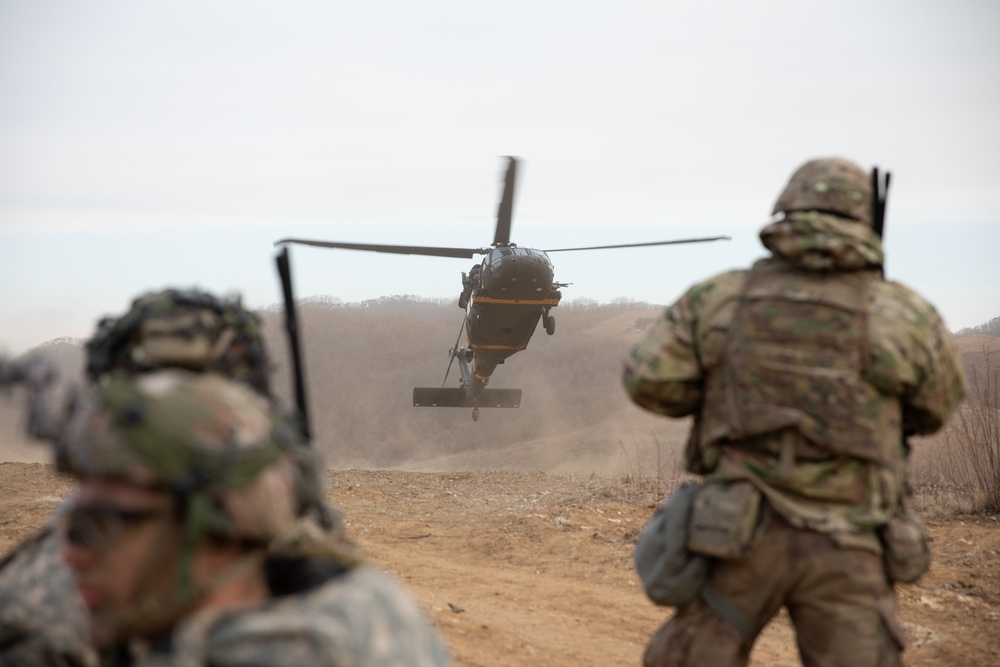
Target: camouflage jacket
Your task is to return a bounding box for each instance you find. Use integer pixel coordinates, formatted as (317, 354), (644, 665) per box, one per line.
(0, 521), (97, 667)
(129, 565), (449, 667)
(624, 212), (966, 535)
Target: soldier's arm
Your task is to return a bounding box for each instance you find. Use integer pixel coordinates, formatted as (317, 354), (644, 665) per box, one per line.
(903, 303), (966, 434)
(868, 282), (967, 434)
(623, 274), (740, 417)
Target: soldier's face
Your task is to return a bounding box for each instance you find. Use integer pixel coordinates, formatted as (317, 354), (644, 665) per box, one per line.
(63, 477), (182, 647)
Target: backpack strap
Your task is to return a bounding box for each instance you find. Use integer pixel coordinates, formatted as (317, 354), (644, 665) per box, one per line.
(700, 582), (762, 643)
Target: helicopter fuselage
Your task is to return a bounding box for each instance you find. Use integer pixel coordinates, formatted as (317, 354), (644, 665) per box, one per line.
(461, 246), (562, 396)
(276, 155), (729, 420)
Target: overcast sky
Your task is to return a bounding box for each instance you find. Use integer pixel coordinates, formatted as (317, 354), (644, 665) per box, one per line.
(2, 0), (998, 355)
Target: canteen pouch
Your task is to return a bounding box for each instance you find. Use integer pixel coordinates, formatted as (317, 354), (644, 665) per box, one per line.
(633, 482), (708, 607)
(687, 480), (762, 559)
(879, 509), (930, 583)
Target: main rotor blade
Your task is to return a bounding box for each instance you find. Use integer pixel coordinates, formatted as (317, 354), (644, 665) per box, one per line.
(275, 238), (487, 259)
(493, 156), (517, 246)
(542, 236), (731, 253)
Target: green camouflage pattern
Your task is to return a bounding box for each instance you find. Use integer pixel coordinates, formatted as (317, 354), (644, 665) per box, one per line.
(624, 211), (965, 533)
(59, 370), (306, 545)
(701, 258), (900, 466)
(85, 289), (271, 396)
(83, 287), (338, 530)
(130, 566), (449, 667)
(772, 157), (873, 225)
(0, 524), (97, 667)
(760, 210), (883, 270)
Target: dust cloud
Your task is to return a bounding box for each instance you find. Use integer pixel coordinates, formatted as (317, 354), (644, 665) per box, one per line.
(2, 299), (690, 475)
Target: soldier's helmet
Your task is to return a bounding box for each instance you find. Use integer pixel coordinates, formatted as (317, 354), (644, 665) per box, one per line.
(60, 370), (301, 546)
(772, 157), (872, 225)
(85, 289), (271, 397)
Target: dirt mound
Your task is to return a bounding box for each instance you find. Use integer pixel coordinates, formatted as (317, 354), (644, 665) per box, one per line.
(2, 463), (998, 666)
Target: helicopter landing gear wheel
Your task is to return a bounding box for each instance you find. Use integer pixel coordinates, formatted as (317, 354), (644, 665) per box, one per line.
(472, 407), (480, 422)
(545, 315), (555, 335)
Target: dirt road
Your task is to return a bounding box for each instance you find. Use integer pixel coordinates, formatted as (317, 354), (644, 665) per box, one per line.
(2, 462), (998, 666)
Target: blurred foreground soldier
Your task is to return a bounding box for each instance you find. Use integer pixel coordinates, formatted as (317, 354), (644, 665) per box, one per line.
(84, 288), (334, 527)
(85, 288), (272, 396)
(0, 288), (331, 667)
(625, 158), (965, 667)
(58, 370), (449, 666)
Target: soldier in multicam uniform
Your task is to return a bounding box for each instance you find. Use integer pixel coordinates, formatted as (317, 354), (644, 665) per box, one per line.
(56, 369), (449, 666)
(624, 158), (966, 667)
(0, 289), (333, 667)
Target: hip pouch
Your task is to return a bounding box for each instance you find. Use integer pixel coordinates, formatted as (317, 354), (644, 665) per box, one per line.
(687, 480), (762, 559)
(879, 508), (930, 583)
(633, 482), (708, 607)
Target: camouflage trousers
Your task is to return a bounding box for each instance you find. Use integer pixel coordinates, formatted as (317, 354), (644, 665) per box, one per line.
(643, 515), (905, 667)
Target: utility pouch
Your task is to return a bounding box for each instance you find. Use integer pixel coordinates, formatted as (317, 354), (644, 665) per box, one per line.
(879, 508), (930, 583)
(687, 480), (762, 559)
(633, 482), (708, 607)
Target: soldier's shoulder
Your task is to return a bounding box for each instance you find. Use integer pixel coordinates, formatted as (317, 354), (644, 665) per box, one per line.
(0, 526), (95, 667)
(189, 565), (448, 667)
(681, 269), (747, 312)
(870, 279), (945, 329)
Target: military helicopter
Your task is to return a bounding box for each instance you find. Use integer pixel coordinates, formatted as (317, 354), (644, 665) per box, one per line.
(276, 157), (728, 421)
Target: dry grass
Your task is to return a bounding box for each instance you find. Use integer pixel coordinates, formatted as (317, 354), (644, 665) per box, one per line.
(908, 348), (1000, 517)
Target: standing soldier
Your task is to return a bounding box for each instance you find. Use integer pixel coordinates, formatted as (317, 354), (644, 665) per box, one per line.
(0, 288), (329, 667)
(625, 158), (965, 666)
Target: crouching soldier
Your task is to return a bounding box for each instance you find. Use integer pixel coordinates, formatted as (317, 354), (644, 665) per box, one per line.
(58, 369), (449, 666)
(0, 288), (334, 667)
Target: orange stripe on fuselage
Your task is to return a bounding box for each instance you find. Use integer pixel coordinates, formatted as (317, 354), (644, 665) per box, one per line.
(472, 296), (561, 305)
(468, 343), (528, 351)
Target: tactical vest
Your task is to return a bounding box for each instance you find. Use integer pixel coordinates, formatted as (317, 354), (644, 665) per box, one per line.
(699, 259), (903, 466)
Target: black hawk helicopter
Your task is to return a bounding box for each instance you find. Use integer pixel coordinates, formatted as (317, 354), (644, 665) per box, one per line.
(276, 157), (728, 421)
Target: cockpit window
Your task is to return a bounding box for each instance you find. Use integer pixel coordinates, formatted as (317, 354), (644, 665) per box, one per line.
(489, 247), (514, 267)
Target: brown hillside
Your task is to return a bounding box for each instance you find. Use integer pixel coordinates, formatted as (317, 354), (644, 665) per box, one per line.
(954, 335), (999, 354)
(3, 302), (991, 478)
(952, 335), (999, 411)
(259, 300), (681, 470)
(2, 302), (682, 471)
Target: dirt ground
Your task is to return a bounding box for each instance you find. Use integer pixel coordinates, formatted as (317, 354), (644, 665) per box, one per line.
(1, 462), (998, 666)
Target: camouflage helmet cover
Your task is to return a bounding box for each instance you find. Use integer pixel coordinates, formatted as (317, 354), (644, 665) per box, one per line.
(772, 158), (872, 224)
(85, 288), (271, 396)
(59, 370), (299, 543)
